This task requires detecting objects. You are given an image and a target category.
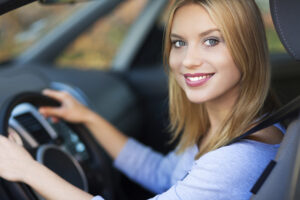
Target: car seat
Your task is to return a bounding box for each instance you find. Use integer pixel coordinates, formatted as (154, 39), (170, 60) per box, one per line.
(250, 0), (300, 199)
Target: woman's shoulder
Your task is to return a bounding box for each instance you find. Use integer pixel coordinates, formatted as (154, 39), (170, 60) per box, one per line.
(192, 123), (284, 170)
(197, 138), (279, 164)
(179, 140), (279, 199)
(192, 138), (279, 182)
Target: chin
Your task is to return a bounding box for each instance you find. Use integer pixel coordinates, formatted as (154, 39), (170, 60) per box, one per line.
(185, 92), (209, 104)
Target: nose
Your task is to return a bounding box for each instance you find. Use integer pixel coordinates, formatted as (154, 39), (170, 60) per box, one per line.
(182, 45), (203, 68)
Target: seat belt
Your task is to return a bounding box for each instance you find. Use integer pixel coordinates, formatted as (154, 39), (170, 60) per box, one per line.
(226, 95), (300, 195)
(227, 95), (300, 146)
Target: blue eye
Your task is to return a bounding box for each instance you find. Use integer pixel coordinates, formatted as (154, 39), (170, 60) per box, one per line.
(204, 38), (219, 47)
(172, 40), (186, 48)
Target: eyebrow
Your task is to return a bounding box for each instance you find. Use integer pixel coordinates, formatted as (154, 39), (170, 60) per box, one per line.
(170, 28), (220, 39)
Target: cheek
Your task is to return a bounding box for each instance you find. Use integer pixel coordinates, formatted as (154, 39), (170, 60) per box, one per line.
(169, 49), (184, 71)
(169, 50), (186, 87)
(217, 59), (241, 89)
(226, 68), (241, 89)
(211, 48), (241, 94)
(169, 51), (177, 71)
(232, 66), (241, 81)
(225, 56), (241, 82)
(218, 49), (241, 80)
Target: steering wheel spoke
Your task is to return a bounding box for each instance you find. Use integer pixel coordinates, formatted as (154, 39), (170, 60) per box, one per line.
(0, 92), (114, 200)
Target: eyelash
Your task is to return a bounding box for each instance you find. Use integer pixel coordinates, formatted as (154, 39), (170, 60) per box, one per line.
(171, 40), (186, 48)
(204, 38), (220, 47)
(171, 37), (220, 49)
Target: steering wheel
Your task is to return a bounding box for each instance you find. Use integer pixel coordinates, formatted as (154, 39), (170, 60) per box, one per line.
(0, 92), (114, 200)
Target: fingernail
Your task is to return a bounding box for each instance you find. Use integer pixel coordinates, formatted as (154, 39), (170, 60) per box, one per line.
(42, 89), (50, 94)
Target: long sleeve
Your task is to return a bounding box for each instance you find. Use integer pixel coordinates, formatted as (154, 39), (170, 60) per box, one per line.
(113, 138), (180, 193)
(91, 196), (104, 200)
(148, 140), (279, 200)
(94, 139), (279, 200)
(93, 123), (284, 200)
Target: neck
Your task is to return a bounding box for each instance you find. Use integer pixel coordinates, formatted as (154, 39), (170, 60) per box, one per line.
(205, 85), (240, 134)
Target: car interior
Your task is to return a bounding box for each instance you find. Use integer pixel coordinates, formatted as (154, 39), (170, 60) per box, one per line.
(251, 0), (300, 199)
(0, 0), (299, 199)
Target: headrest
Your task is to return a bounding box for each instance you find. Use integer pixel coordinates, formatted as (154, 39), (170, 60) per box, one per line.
(270, 0), (300, 61)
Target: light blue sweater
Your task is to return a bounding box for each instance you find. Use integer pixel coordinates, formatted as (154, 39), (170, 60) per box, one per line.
(93, 124), (284, 200)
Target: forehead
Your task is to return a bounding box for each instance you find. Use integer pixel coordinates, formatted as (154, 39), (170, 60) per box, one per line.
(171, 3), (218, 34)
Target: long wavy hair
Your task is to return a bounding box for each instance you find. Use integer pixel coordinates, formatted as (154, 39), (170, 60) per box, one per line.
(163, 0), (279, 159)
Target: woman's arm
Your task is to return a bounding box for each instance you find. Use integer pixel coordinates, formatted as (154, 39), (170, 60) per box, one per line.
(82, 110), (128, 159)
(24, 161), (93, 200)
(39, 89), (128, 159)
(40, 90), (180, 193)
(0, 136), (94, 200)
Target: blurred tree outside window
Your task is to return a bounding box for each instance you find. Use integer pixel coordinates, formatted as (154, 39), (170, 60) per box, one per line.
(255, 0), (286, 53)
(56, 0), (148, 70)
(0, 0), (286, 70)
(0, 2), (83, 63)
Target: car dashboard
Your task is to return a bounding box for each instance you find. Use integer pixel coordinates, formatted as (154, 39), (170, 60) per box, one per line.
(9, 103), (90, 162)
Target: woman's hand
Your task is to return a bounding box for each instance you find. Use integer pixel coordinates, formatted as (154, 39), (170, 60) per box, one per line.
(39, 89), (94, 124)
(0, 135), (93, 200)
(0, 135), (35, 182)
(41, 89), (128, 160)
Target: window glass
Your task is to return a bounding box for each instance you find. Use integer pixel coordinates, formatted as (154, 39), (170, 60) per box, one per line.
(0, 2), (83, 63)
(255, 0), (286, 53)
(56, 0), (148, 70)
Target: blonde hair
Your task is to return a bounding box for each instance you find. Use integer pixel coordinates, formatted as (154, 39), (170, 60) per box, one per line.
(164, 0), (277, 159)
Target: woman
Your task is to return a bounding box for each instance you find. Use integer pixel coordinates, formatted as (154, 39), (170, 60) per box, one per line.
(0, 0), (284, 199)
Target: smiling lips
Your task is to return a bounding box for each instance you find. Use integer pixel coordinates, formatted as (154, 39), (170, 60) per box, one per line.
(184, 73), (214, 87)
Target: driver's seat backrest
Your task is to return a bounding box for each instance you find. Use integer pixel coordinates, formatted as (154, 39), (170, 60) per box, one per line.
(251, 0), (300, 199)
(270, 0), (300, 61)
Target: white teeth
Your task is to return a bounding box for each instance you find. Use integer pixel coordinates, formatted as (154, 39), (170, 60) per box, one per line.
(187, 76), (209, 82)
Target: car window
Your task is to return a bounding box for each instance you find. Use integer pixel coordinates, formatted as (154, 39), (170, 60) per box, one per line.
(255, 0), (286, 53)
(0, 2), (83, 64)
(55, 0), (148, 70)
(0, 0), (284, 69)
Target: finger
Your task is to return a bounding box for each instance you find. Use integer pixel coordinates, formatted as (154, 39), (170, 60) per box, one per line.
(51, 117), (60, 123)
(39, 111), (48, 119)
(39, 107), (63, 118)
(0, 135), (10, 145)
(0, 135), (7, 142)
(42, 89), (69, 103)
(8, 132), (23, 146)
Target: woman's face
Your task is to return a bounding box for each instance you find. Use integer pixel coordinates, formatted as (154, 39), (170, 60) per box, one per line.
(169, 3), (241, 105)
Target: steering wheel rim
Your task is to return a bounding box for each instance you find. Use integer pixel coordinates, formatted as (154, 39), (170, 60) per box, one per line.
(0, 92), (115, 200)
(0, 92), (60, 136)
